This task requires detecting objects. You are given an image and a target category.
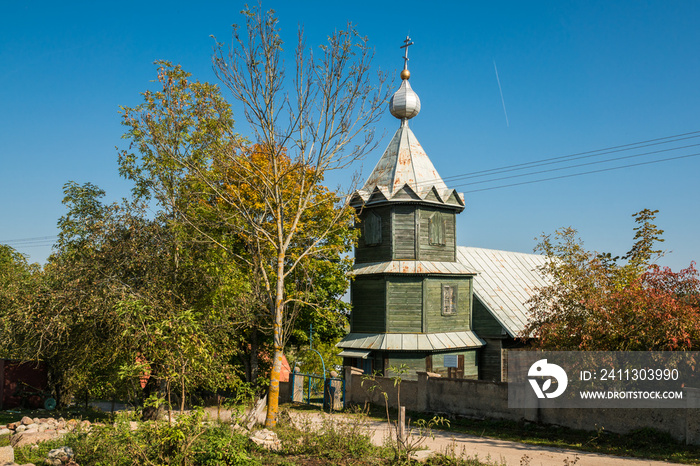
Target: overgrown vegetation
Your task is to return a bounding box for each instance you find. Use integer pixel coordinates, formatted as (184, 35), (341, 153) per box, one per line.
(524, 209), (700, 350)
(0, 4), (384, 423)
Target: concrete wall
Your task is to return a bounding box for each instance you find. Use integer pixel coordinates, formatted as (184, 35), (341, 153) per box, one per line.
(345, 367), (700, 445)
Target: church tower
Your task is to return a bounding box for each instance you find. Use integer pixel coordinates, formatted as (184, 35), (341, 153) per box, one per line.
(338, 38), (484, 379)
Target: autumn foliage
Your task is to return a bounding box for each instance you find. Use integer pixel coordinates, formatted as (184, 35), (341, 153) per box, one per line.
(525, 210), (700, 351)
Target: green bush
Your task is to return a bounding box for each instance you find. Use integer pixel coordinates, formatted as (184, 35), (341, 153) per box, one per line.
(16, 411), (257, 466)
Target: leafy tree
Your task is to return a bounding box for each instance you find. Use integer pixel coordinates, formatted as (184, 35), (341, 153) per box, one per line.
(208, 6), (388, 427)
(0, 245), (41, 359)
(525, 209), (700, 350)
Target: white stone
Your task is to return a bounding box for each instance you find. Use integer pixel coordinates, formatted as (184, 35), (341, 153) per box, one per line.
(249, 428), (281, 451)
(0, 445), (14, 464)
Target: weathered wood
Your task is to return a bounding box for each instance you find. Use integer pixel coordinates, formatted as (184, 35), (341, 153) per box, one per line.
(417, 206), (456, 262)
(423, 277), (472, 333)
(355, 206), (393, 264)
(393, 206), (415, 260)
(478, 338), (504, 381)
(387, 277), (423, 333)
(351, 278), (387, 332)
(472, 297), (504, 337)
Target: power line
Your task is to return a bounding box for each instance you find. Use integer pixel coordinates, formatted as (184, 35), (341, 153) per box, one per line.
(412, 129), (700, 187)
(1, 236), (57, 247)
(462, 152), (700, 193)
(451, 143), (700, 188)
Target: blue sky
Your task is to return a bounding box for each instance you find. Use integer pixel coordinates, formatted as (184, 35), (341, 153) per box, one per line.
(2, 1), (699, 270)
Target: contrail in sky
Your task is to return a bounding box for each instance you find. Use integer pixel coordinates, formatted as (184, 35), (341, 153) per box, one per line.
(493, 60), (509, 127)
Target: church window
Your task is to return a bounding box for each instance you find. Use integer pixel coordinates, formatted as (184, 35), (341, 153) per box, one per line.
(364, 211), (382, 246)
(429, 211), (446, 246)
(441, 285), (457, 316)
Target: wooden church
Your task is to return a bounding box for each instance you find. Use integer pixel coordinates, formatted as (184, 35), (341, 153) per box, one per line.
(338, 40), (548, 381)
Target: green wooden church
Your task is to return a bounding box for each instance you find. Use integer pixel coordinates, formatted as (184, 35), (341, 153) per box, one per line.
(337, 43), (486, 379)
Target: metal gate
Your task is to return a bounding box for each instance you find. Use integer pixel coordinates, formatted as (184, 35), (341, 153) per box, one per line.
(290, 371), (345, 411)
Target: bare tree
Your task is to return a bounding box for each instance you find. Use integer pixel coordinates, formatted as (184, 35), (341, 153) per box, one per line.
(211, 7), (389, 426)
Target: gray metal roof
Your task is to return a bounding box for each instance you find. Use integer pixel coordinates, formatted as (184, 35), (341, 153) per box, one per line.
(338, 349), (371, 359)
(350, 121), (464, 209)
(456, 247), (549, 338)
(352, 260), (476, 276)
(337, 331), (485, 352)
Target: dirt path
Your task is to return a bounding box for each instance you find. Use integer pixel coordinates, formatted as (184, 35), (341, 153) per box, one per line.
(284, 410), (678, 466)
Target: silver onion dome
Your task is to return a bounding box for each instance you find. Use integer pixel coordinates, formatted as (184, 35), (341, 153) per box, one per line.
(389, 74), (421, 120)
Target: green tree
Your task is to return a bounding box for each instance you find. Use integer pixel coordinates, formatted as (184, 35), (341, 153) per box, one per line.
(208, 6), (388, 427)
(0, 245), (41, 359)
(524, 209), (700, 350)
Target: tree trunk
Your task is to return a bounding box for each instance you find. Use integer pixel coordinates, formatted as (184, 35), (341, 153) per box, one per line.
(141, 373), (165, 421)
(250, 328), (259, 383)
(265, 254), (285, 427)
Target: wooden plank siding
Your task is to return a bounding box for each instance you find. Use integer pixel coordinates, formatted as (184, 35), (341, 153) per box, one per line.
(354, 206), (393, 264)
(472, 297), (505, 337)
(431, 350), (478, 379)
(417, 206), (456, 262)
(478, 338), (504, 381)
(386, 277), (423, 333)
(386, 352), (430, 380)
(350, 277), (386, 333)
(393, 206), (416, 260)
(423, 277), (472, 333)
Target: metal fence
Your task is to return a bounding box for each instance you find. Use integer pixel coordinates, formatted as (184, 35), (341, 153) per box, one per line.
(290, 371), (345, 411)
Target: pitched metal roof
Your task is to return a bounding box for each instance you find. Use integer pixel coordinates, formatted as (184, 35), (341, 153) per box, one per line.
(456, 247), (550, 338)
(350, 121), (464, 209)
(352, 260), (476, 276)
(337, 331), (485, 352)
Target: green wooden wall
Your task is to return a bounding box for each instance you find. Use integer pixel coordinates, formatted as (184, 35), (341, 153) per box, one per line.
(385, 352), (428, 380)
(478, 338), (504, 381)
(472, 296), (505, 337)
(355, 206), (393, 264)
(417, 206), (456, 262)
(423, 277), (472, 333)
(430, 350), (478, 379)
(355, 205), (459, 264)
(351, 277), (386, 333)
(393, 205), (416, 260)
(386, 277), (423, 332)
(353, 275), (474, 334)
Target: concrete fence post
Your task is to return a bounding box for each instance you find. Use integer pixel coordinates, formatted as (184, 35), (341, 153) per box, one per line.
(291, 368), (304, 403)
(344, 366), (365, 405)
(685, 387), (700, 445)
(416, 371), (440, 413)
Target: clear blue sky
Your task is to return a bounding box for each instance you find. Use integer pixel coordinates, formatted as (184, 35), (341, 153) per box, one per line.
(2, 1), (699, 270)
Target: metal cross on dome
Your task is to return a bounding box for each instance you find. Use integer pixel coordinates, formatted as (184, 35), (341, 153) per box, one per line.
(400, 35), (414, 70)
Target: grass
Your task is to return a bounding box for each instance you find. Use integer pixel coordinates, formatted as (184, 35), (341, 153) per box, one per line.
(347, 402), (700, 465)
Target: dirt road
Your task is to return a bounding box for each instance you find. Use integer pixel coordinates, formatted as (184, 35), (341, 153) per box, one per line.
(285, 410), (679, 466)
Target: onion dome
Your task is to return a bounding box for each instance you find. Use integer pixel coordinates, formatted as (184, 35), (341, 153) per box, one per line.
(389, 77), (421, 120)
(348, 36), (464, 211)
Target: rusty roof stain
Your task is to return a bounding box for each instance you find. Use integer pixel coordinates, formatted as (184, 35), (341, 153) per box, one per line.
(351, 121), (464, 209)
(351, 260), (476, 276)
